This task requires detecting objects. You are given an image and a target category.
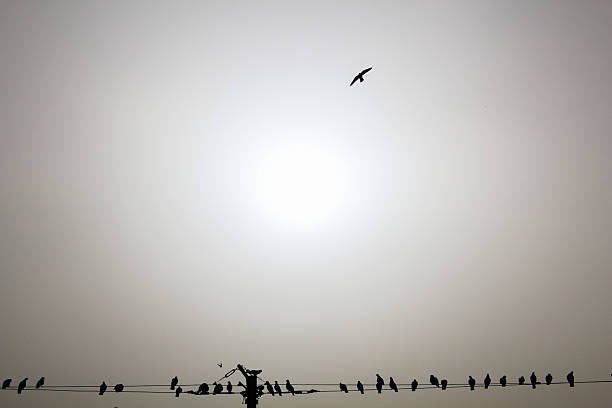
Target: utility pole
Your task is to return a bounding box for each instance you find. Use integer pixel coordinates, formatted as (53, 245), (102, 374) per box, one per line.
(237, 364), (262, 408)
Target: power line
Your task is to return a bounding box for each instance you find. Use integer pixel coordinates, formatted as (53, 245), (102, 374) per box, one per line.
(2, 379), (611, 396)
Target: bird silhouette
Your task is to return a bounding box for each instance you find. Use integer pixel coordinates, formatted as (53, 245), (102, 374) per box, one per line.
(350, 67), (372, 86)
(518, 376), (525, 385)
(430, 375), (439, 387)
(36, 377), (45, 388)
(213, 382), (223, 395)
(389, 377), (398, 392)
(411, 379), (418, 391)
(170, 376), (178, 390)
(218, 363), (223, 368)
(227, 381), (233, 394)
(357, 381), (364, 394)
(546, 373), (553, 385)
(376, 374), (384, 394)
(2, 379), (11, 389)
(198, 382), (209, 395)
(468, 376), (475, 391)
(114, 384), (124, 393)
(286, 380), (295, 396)
(530, 372), (537, 389)
(500, 375), (507, 387)
(175, 386), (183, 397)
(99, 381), (107, 395)
(484, 374), (491, 389)
(17, 378), (27, 394)
(441, 379), (448, 390)
(339, 382), (348, 393)
(567, 371), (574, 387)
(265, 381), (275, 396)
(274, 381), (282, 396)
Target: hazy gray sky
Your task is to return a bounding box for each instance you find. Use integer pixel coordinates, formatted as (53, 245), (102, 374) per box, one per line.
(1, 1), (611, 407)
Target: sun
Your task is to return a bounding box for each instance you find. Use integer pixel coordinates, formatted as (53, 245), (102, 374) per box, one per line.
(252, 143), (349, 230)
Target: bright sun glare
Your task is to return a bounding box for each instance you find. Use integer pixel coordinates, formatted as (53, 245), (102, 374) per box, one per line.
(252, 144), (349, 230)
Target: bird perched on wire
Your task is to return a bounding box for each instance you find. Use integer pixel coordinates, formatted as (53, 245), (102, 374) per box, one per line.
(546, 373), (553, 385)
(468, 376), (475, 391)
(339, 382), (348, 393)
(389, 377), (398, 392)
(350, 67), (373, 86)
(430, 375), (439, 388)
(530, 372), (537, 389)
(197, 383), (209, 395)
(286, 380), (295, 396)
(356, 381), (364, 394)
(567, 371), (574, 387)
(274, 381), (282, 396)
(265, 381), (275, 396)
(441, 379), (448, 390)
(376, 374), (384, 394)
(35, 377), (45, 388)
(227, 381), (233, 394)
(484, 374), (491, 389)
(17, 378), (27, 394)
(518, 376), (525, 385)
(99, 381), (107, 395)
(411, 379), (418, 392)
(213, 382), (223, 395)
(170, 376), (178, 390)
(2, 379), (11, 389)
(175, 386), (183, 397)
(499, 375), (507, 387)
(114, 384), (124, 393)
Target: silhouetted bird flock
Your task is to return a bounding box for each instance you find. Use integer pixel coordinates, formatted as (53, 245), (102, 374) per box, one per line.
(0, 370), (583, 396)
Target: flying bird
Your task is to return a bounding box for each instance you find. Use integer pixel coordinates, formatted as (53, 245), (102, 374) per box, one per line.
(114, 383), (124, 393)
(441, 379), (448, 390)
(350, 67), (372, 86)
(286, 380), (295, 396)
(468, 376), (475, 391)
(430, 375), (439, 387)
(376, 374), (384, 394)
(2, 379), (11, 389)
(484, 374), (491, 389)
(518, 376), (525, 385)
(274, 381), (282, 396)
(530, 372), (537, 389)
(218, 363), (223, 368)
(546, 373), (553, 385)
(99, 381), (107, 395)
(500, 375), (507, 387)
(389, 377), (398, 392)
(170, 376), (178, 390)
(357, 381), (364, 394)
(198, 383), (209, 395)
(17, 378), (27, 394)
(567, 371), (574, 387)
(213, 382), (223, 395)
(175, 386), (183, 397)
(36, 377), (45, 389)
(265, 381), (275, 396)
(411, 379), (418, 392)
(339, 382), (348, 393)
(227, 381), (233, 394)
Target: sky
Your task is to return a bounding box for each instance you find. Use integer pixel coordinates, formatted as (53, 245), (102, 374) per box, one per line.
(1, 1), (611, 407)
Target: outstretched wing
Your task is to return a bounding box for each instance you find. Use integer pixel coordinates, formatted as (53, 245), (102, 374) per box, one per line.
(360, 67), (372, 75)
(349, 75), (359, 86)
